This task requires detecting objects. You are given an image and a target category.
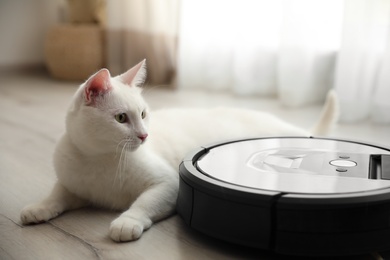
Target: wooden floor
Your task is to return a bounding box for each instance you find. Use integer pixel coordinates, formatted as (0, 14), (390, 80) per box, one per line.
(1, 71), (389, 260)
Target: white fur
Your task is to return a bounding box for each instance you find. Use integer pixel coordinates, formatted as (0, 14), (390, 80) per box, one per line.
(21, 61), (338, 242)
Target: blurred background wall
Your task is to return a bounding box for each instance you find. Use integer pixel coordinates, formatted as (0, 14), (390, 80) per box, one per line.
(0, 0), (64, 68)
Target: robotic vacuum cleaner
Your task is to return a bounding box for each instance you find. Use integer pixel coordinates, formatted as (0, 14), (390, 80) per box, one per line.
(177, 137), (390, 256)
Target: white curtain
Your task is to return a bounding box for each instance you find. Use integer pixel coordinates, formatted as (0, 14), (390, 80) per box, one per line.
(177, 0), (343, 106)
(106, 0), (390, 123)
(106, 0), (179, 85)
(177, 0), (390, 123)
(334, 0), (390, 123)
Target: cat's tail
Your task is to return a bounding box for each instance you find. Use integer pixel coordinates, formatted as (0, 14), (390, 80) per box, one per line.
(310, 90), (339, 136)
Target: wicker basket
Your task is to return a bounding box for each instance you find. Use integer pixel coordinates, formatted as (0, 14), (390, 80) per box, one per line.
(45, 24), (104, 81)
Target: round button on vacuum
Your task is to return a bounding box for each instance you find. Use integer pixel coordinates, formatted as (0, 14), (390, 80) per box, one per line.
(330, 159), (357, 167)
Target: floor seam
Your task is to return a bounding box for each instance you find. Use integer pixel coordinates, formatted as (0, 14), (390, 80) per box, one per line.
(0, 213), (23, 228)
(48, 221), (103, 260)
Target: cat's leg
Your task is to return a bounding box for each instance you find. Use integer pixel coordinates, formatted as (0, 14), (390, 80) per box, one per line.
(109, 177), (178, 242)
(21, 181), (87, 224)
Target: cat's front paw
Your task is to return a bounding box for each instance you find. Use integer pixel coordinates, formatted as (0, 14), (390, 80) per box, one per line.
(20, 203), (61, 225)
(109, 216), (150, 242)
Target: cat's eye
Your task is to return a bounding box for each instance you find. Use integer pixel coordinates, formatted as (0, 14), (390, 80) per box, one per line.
(115, 113), (127, 123)
(141, 110), (146, 119)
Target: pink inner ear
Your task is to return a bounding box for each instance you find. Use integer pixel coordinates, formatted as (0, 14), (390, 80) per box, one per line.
(84, 69), (111, 105)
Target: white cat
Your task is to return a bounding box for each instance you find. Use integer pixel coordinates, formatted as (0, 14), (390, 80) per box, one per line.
(20, 60), (338, 242)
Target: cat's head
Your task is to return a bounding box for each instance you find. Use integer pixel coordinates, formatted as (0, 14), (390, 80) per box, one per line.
(66, 60), (150, 155)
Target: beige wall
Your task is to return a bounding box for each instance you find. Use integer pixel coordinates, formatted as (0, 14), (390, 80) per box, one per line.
(0, 0), (65, 68)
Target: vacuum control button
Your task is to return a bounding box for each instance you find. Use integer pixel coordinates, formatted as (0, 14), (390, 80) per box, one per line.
(330, 159), (357, 167)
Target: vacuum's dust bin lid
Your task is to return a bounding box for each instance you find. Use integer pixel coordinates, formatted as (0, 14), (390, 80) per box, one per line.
(177, 137), (390, 256)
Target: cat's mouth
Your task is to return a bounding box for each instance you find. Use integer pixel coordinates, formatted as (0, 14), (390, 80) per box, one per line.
(116, 138), (141, 152)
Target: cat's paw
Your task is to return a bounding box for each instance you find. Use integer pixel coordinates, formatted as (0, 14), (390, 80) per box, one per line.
(20, 203), (61, 225)
(109, 216), (150, 242)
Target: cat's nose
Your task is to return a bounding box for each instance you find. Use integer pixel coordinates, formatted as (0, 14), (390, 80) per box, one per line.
(138, 134), (148, 142)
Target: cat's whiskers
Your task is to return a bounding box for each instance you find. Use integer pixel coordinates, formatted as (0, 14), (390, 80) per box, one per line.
(114, 139), (130, 187)
(115, 139), (128, 157)
(114, 137), (139, 188)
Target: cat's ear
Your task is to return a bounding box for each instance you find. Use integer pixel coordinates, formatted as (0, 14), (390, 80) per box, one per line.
(117, 59), (147, 87)
(84, 68), (112, 105)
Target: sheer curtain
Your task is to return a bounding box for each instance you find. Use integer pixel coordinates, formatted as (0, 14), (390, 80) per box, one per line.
(106, 0), (179, 85)
(334, 0), (390, 123)
(177, 0), (390, 123)
(106, 0), (390, 123)
(177, 0), (343, 107)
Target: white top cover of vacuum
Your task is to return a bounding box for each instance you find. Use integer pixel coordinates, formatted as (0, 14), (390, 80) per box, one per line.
(197, 138), (390, 194)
